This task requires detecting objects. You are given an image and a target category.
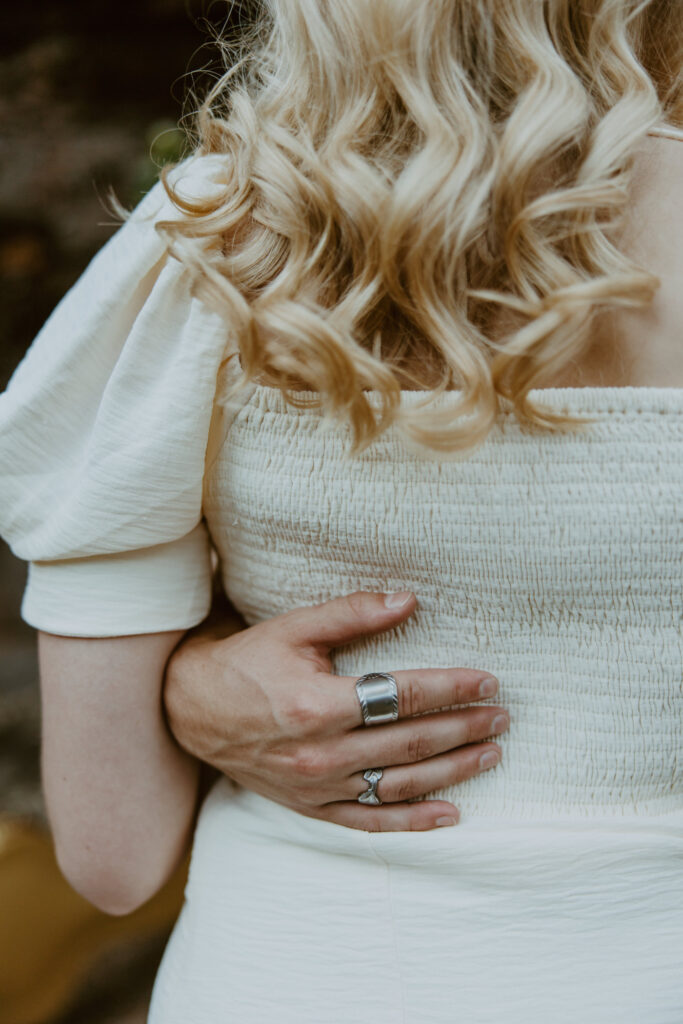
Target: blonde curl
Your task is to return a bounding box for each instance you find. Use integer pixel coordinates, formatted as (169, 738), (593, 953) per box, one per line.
(123, 0), (683, 459)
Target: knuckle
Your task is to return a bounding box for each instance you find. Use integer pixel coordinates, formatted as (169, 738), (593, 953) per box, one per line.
(283, 691), (326, 738)
(291, 744), (329, 782)
(345, 590), (367, 619)
(402, 677), (425, 717)
(453, 672), (478, 703)
(273, 607), (314, 648)
(462, 713), (482, 745)
(450, 748), (479, 781)
(406, 731), (432, 763)
(395, 776), (418, 803)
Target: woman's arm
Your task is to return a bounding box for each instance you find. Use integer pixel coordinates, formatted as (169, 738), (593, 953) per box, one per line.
(38, 629), (201, 916)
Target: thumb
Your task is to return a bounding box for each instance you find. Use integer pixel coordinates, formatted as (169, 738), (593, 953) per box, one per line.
(284, 590), (416, 653)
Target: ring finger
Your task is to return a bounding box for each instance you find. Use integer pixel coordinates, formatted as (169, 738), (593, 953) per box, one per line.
(342, 741), (503, 804)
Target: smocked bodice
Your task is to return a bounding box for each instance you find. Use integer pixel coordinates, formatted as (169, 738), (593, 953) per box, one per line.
(203, 381), (683, 819)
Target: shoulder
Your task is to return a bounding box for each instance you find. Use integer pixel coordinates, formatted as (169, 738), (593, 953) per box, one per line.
(628, 129), (683, 230)
(591, 128), (683, 385)
(619, 130), (682, 279)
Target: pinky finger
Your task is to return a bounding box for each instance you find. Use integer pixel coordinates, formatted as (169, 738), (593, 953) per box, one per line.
(309, 799), (461, 832)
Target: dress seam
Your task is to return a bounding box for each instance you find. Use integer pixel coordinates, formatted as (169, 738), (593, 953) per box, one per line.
(364, 835), (408, 1024)
(385, 861), (409, 1024)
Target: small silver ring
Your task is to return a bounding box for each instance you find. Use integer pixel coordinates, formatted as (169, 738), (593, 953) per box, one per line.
(355, 672), (399, 727)
(358, 768), (383, 805)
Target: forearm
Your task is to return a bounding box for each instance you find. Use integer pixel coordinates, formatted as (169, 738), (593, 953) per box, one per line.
(39, 629), (201, 916)
(163, 587), (248, 770)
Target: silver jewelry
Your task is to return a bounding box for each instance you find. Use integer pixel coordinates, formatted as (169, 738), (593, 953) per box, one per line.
(358, 768), (384, 805)
(355, 672), (399, 726)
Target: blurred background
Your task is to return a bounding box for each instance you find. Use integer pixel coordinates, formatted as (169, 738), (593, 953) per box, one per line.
(0, 3), (238, 1021)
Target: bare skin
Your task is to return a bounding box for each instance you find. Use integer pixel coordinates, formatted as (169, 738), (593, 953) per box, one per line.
(393, 132), (683, 391)
(534, 132), (683, 390)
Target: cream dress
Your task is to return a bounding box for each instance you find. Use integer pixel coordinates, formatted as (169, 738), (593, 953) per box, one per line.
(0, 143), (681, 1023)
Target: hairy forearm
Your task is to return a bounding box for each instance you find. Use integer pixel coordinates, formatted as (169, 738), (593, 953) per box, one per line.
(163, 587), (248, 775)
(39, 629), (202, 916)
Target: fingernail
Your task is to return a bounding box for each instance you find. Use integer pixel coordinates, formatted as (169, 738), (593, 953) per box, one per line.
(478, 676), (498, 697)
(435, 815), (459, 827)
(479, 750), (501, 770)
(491, 714), (509, 734)
(384, 591), (413, 609)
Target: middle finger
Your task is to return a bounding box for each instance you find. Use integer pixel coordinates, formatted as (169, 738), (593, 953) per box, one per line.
(326, 667), (500, 731)
(333, 705), (510, 774)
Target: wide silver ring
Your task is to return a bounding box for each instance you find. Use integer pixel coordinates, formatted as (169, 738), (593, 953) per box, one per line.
(355, 672), (399, 727)
(358, 768), (383, 805)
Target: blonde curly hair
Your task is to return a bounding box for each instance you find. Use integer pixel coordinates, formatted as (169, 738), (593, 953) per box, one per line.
(144, 0), (682, 458)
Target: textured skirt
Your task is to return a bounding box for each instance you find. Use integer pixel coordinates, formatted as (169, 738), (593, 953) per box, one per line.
(147, 778), (683, 1024)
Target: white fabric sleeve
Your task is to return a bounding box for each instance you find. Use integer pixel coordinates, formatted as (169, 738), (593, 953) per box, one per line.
(0, 153), (233, 637)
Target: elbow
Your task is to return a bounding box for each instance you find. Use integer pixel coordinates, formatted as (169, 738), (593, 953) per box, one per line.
(54, 843), (163, 917)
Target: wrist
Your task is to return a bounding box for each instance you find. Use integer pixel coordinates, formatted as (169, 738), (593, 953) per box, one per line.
(162, 632), (226, 763)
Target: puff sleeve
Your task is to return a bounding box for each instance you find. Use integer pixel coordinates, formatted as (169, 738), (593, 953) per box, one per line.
(0, 155), (233, 637)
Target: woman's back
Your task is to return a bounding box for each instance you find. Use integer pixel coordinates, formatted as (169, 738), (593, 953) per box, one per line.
(161, 126), (683, 1020)
(541, 129), (683, 389)
(149, 272), (683, 1024)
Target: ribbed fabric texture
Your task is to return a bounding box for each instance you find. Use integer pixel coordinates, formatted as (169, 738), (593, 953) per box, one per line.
(205, 374), (683, 820)
(147, 379), (683, 1022)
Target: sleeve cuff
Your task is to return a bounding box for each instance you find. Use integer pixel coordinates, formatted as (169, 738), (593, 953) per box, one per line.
(21, 523), (213, 637)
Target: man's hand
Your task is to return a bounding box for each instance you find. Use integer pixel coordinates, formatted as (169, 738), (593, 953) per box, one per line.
(162, 590), (508, 831)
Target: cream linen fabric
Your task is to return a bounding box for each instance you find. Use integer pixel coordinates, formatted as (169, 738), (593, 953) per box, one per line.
(1, 133), (682, 1022)
(0, 154), (231, 635)
(148, 376), (683, 1024)
(201, 378), (683, 820)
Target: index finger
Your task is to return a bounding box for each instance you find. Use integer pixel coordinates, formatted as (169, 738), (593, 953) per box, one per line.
(325, 667), (500, 731)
